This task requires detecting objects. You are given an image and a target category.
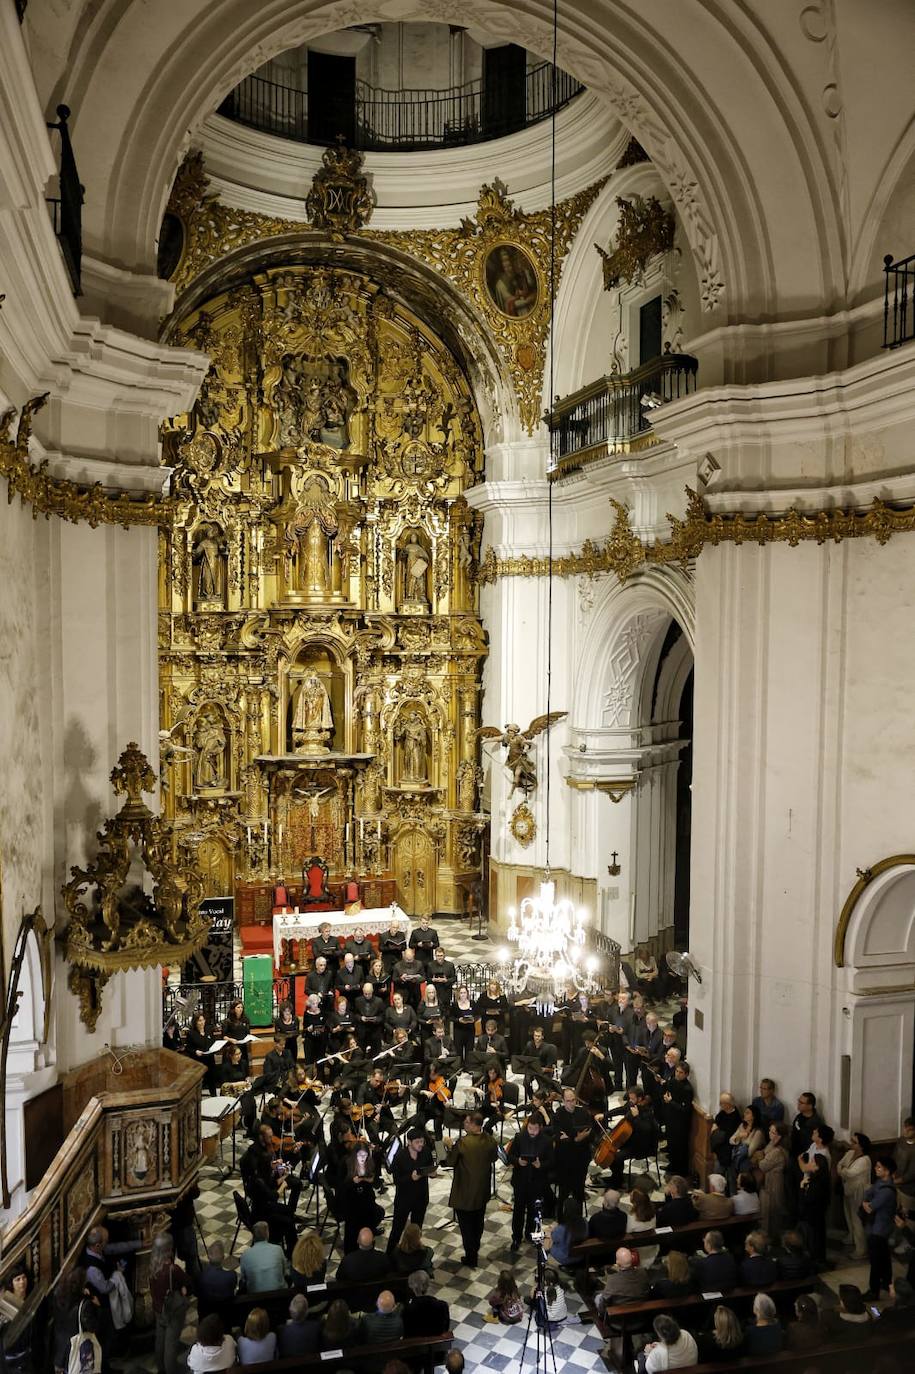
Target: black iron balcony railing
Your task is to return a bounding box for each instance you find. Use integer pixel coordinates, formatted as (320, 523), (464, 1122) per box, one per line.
(218, 63), (583, 152)
(45, 104), (82, 295)
(883, 252), (914, 349)
(546, 350), (699, 475)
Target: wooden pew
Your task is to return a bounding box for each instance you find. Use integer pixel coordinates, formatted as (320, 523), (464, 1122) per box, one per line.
(576, 1276), (815, 1365)
(226, 1331), (454, 1374)
(572, 1211), (756, 1264)
(231, 1275), (414, 1327)
(689, 1324), (911, 1373)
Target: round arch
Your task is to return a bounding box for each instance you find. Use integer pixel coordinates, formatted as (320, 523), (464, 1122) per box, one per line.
(41, 0), (842, 323)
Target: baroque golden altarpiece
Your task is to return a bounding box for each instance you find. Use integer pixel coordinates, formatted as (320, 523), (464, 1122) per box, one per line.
(159, 266), (488, 914)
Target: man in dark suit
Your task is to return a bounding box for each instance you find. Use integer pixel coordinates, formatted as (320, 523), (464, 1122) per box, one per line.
(277, 1294), (321, 1356)
(692, 1230), (738, 1291)
(408, 916), (440, 967)
(306, 955), (334, 1008)
(392, 947), (425, 1007)
(311, 923), (340, 971)
(587, 1188), (628, 1244)
(336, 1228), (391, 1283)
(426, 947), (456, 1009)
(740, 1230), (779, 1287)
(521, 1025), (559, 1096)
(606, 990), (636, 1092)
(402, 1269), (450, 1338)
(656, 1175), (699, 1250)
(447, 1111), (498, 1267)
(353, 980), (385, 1055)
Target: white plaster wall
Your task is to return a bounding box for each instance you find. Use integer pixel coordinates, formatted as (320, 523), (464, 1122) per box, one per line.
(688, 533), (915, 1126)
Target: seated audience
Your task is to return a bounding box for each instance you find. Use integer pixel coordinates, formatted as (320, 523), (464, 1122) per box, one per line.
(237, 1307), (277, 1366)
(392, 1222), (434, 1277)
(691, 1174), (733, 1221)
(656, 1177), (699, 1244)
(786, 1294), (824, 1352)
(361, 1289), (404, 1342)
(696, 1304), (745, 1363)
(638, 1314), (698, 1372)
(597, 1247), (650, 1312)
(196, 1240), (237, 1325)
(186, 1315), (236, 1373)
(650, 1250), (691, 1300)
(743, 1293), (784, 1356)
(277, 1294), (321, 1357)
(320, 1298), (362, 1350)
(485, 1269), (524, 1324)
(821, 1284), (874, 1341)
(239, 1222), (286, 1293)
(732, 1172), (761, 1217)
(588, 1189), (628, 1244)
(692, 1230), (737, 1292)
(444, 1352), (465, 1374)
(290, 1230), (326, 1289)
(546, 1199), (588, 1267)
(877, 1276), (915, 1332)
(739, 1230), (778, 1288)
(401, 1269), (450, 1338)
(336, 1227), (391, 1283)
(626, 1187), (659, 1267)
(776, 1229), (815, 1280)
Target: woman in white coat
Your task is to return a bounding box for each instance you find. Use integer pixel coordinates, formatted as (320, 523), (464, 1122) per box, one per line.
(837, 1130), (872, 1260)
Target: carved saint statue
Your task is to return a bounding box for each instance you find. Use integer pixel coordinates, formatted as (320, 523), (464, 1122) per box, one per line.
(475, 712), (569, 797)
(302, 516), (329, 595)
(398, 709), (429, 785)
(192, 524), (224, 605)
(193, 708), (227, 791)
(401, 534), (430, 606)
(293, 672), (334, 754)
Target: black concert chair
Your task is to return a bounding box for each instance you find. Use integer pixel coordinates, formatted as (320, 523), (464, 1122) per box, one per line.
(498, 1080), (521, 1143)
(230, 1190), (255, 1255)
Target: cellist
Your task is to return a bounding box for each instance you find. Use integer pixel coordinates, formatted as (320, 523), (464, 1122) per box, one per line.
(563, 1029), (611, 1121)
(599, 1086), (659, 1188)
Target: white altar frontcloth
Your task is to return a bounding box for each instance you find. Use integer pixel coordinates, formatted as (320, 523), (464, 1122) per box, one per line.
(273, 905), (411, 965)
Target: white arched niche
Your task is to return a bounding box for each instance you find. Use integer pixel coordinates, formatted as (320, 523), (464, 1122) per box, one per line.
(841, 862), (915, 1140)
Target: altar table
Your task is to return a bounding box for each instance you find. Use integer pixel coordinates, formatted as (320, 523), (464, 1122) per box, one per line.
(273, 904), (411, 966)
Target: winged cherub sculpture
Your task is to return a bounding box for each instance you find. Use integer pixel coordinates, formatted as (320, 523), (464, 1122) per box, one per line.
(475, 713), (568, 797)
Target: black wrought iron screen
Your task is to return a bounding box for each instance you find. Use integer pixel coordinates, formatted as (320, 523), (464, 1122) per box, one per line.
(883, 252), (914, 349)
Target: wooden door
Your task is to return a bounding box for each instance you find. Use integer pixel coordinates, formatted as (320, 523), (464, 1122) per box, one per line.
(395, 828), (435, 917)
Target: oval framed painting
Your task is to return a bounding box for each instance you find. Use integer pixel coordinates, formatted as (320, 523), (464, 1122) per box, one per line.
(483, 241), (541, 320)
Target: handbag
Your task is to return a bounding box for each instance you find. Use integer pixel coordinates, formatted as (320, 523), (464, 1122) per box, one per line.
(67, 1302), (102, 1374)
(161, 1266), (187, 1323)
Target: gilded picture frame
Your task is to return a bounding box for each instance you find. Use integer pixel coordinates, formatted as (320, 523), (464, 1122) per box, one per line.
(482, 241), (541, 321)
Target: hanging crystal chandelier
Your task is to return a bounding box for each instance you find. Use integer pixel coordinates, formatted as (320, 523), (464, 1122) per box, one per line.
(498, 876), (599, 997)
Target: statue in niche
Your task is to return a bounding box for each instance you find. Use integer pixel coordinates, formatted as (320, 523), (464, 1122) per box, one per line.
(397, 709), (429, 786)
(400, 532), (430, 607)
(284, 477), (338, 599)
(293, 672), (334, 754)
(275, 354), (355, 449)
(320, 361), (353, 449)
(193, 707), (228, 791)
(192, 523), (226, 606)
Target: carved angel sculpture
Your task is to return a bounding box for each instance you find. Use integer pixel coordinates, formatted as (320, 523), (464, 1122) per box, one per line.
(475, 712), (568, 797)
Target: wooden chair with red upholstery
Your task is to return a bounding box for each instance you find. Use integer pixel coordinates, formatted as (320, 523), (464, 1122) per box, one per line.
(302, 855), (330, 904)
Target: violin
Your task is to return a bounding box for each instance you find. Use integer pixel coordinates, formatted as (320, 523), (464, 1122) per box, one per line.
(425, 1073), (452, 1105)
(350, 1102), (377, 1122)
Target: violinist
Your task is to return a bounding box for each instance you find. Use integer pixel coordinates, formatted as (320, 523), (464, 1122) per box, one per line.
(301, 992), (326, 1066)
(606, 990), (636, 1093)
(240, 1123), (301, 1256)
(507, 1117), (553, 1253)
(553, 1087), (594, 1208)
(476, 1063), (508, 1133)
(340, 1143), (385, 1253)
(416, 1064), (453, 1140)
(426, 946), (456, 1010)
(381, 919), (407, 972)
(353, 980), (385, 1055)
(388, 1130), (437, 1253)
(357, 1067), (398, 1131)
(522, 1026), (559, 1096)
(306, 955), (334, 1009)
(602, 1087), (659, 1188)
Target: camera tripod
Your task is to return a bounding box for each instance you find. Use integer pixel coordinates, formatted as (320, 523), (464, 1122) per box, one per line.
(518, 1201), (557, 1374)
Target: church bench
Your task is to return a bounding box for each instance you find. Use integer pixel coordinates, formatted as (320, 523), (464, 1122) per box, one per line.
(688, 1324), (912, 1373)
(575, 1276), (815, 1363)
(572, 1211), (755, 1264)
(226, 1330), (454, 1374)
(231, 1274), (414, 1325)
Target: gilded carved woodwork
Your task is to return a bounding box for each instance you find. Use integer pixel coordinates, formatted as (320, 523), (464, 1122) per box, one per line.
(164, 156), (605, 434)
(159, 265), (488, 908)
(61, 744), (207, 1028)
(305, 141), (375, 238)
(478, 488), (915, 585)
(596, 194), (677, 290)
(0, 396), (171, 528)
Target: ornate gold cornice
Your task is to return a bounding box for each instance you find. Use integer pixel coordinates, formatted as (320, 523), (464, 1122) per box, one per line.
(165, 156), (606, 434)
(1, 396), (173, 529)
(834, 854), (915, 968)
(478, 488), (915, 585)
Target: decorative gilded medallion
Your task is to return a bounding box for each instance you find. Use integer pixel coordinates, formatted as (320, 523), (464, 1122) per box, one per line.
(509, 802), (537, 848)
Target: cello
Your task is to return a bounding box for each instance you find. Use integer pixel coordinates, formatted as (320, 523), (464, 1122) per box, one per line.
(592, 1115), (633, 1170)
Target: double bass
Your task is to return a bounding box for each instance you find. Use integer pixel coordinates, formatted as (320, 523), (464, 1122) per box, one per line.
(574, 1029), (610, 1111)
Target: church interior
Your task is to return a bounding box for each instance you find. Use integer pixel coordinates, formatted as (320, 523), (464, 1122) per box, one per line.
(1, 2), (914, 1371)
